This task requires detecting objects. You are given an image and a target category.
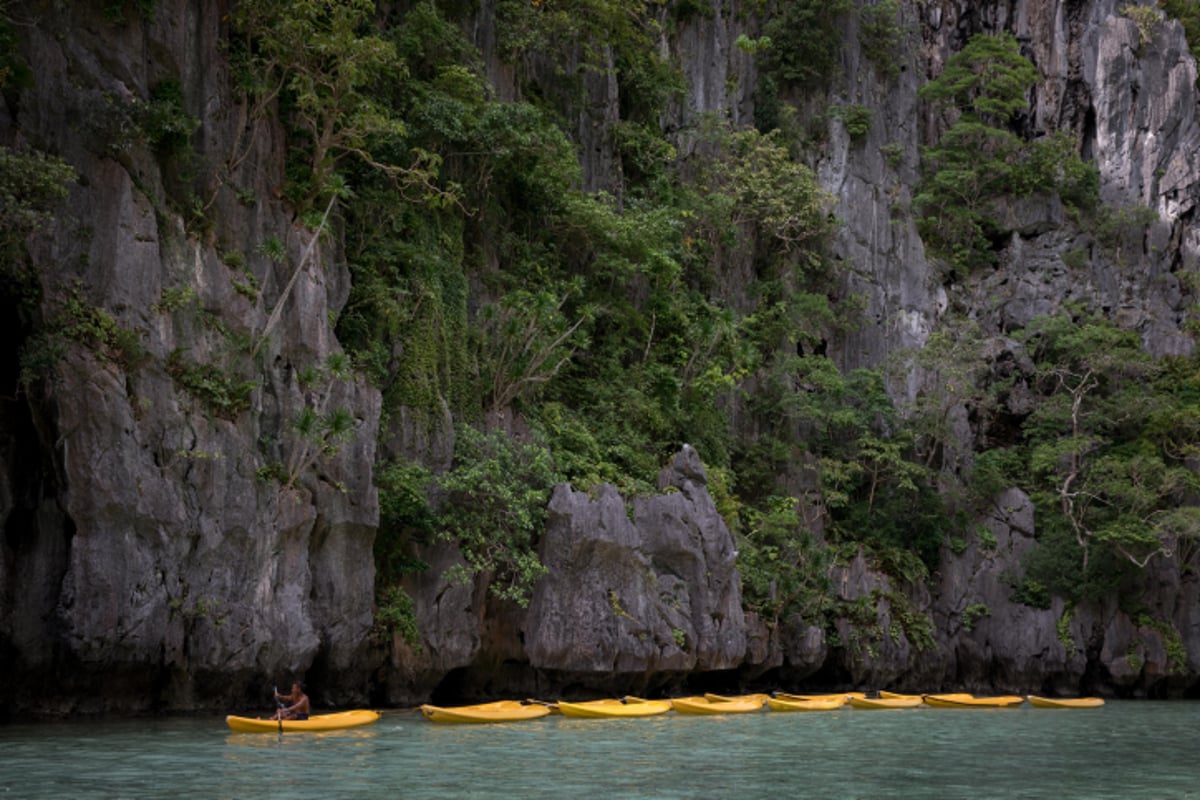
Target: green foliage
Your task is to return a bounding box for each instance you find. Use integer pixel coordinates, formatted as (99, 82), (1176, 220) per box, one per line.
(493, 0), (658, 75)
(919, 33), (1037, 122)
(976, 526), (998, 552)
(1121, 4), (1163, 50)
(142, 80), (199, 157)
(475, 282), (593, 413)
(767, 363), (949, 576)
(530, 402), (657, 495)
(985, 313), (1200, 605)
(17, 332), (66, 394)
(614, 121), (678, 193)
(165, 349), (255, 419)
(733, 340), (949, 582)
(231, 270), (260, 301)
(0, 145), (76, 269)
(672, 627), (686, 648)
(1008, 576), (1050, 609)
(281, 353), (357, 487)
(885, 590), (935, 651)
(1057, 608), (1076, 655)
(1009, 131), (1100, 210)
(372, 458), (435, 645)
(1091, 202), (1159, 258)
(337, 6), (575, 415)
(761, 0), (855, 87)
(252, 0), (958, 625)
(231, 0), (446, 210)
(1161, 0), (1200, 82)
(1061, 245), (1089, 271)
(1158, 620), (1187, 672)
(752, 74), (783, 135)
(916, 33), (1099, 270)
(258, 237), (286, 263)
(880, 142), (904, 169)
(373, 584), (421, 647)
(339, 194), (473, 411)
(1126, 643), (1144, 673)
(434, 426), (558, 606)
(0, 14), (33, 90)
(694, 122), (835, 251)
(961, 602), (991, 632)
(0, 144), (76, 348)
(377, 460), (436, 542)
(833, 104), (873, 142)
(736, 495), (834, 625)
(1021, 314), (1177, 566)
(53, 287), (147, 370)
(969, 447), (1025, 507)
(736, 34), (773, 55)
(830, 593), (882, 657)
(152, 285), (197, 314)
(892, 320), (996, 471)
(858, 0), (907, 79)
(168, 595), (226, 626)
(608, 590), (632, 619)
(320, 0), (848, 532)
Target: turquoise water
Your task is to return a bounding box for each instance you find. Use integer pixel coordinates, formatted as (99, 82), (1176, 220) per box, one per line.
(2, 701), (1198, 798)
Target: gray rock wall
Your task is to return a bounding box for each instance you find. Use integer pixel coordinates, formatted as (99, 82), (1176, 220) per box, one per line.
(525, 446), (745, 679)
(0, 1), (380, 715)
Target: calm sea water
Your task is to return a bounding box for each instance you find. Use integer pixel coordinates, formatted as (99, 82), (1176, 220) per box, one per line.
(1, 701), (1197, 799)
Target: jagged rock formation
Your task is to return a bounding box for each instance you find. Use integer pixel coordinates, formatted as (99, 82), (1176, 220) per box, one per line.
(1, 0), (1198, 717)
(526, 447), (745, 680)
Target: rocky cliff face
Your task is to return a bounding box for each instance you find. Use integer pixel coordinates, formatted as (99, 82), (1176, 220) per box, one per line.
(1, 2), (380, 715)
(391, 0), (1199, 701)
(1, 0), (1197, 717)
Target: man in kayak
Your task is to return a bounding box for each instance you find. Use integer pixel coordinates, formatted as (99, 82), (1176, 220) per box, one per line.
(272, 682), (310, 720)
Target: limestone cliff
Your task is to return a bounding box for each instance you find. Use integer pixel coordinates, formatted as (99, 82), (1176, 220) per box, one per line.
(1, 0), (1198, 717)
(1, 2), (380, 715)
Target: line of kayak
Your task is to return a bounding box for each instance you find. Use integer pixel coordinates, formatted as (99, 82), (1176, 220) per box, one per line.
(222, 691), (1105, 732)
(417, 692), (1106, 723)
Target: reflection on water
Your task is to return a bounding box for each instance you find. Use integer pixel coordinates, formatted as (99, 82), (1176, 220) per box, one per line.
(1, 702), (1198, 799)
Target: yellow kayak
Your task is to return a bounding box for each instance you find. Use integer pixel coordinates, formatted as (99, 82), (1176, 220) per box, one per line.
(420, 700), (551, 723)
(672, 694), (765, 714)
(776, 691), (865, 702)
(877, 690), (934, 700)
(923, 694), (1025, 708)
(766, 695), (846, 712)
(848, 695), (923, 709)
(556, 697), (672, 718)
(225, 709), (379, 733)
(1028, 696), (1105, 708)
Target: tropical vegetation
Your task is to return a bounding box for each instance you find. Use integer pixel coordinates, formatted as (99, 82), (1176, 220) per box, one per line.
(7, 0), (1198, 653)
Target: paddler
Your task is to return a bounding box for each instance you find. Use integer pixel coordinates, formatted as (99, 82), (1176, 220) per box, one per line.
(271, 681), (311, 721)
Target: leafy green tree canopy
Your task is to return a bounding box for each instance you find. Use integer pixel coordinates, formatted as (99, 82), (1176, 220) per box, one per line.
(919, 32), (1037, 123)
(916, 32), (1098, 269)
(434, 426), (559, 606)
(1017, 313), (1200, 578)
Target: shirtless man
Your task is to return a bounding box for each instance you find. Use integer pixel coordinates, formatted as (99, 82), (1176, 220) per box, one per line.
(272, 682), (311, 720)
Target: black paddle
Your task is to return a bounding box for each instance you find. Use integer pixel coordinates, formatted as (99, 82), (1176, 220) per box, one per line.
(274, 685), (285, 740)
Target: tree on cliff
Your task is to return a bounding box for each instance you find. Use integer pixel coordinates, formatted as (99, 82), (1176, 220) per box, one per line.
(0, 146), (75, 294)
(916, 32), (1098, 271)
(433, 426), (558, 606)
(1011, 313), (1200, 592)
(231, 0), (448, 211)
